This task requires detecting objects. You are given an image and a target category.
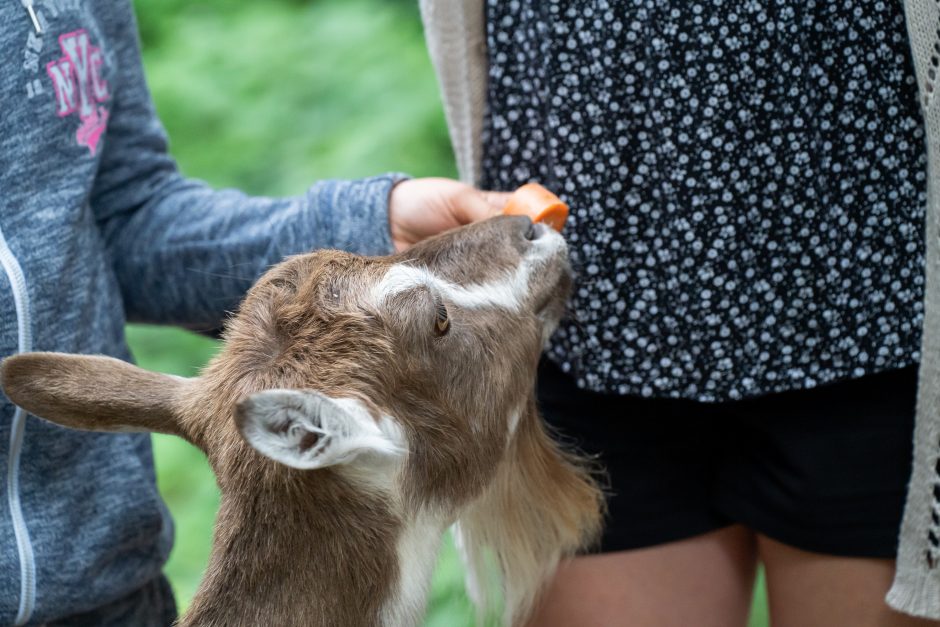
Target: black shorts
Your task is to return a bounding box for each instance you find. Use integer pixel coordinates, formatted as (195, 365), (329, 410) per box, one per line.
(537, 359), (918, 558)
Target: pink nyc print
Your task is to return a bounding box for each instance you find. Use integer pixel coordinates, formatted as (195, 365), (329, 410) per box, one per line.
(46, 29), (110, 156)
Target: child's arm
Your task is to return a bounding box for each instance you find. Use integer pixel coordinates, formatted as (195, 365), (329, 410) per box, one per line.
(91, 4), (404, 330)
(95, 171), (400, 330)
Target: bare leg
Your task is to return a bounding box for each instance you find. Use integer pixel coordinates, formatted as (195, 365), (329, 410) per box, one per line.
(758, 535), (940, 627)
(527, 525), (758, 627)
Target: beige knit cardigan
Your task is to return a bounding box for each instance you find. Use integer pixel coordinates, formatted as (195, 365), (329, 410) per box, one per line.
(420, 0), (940, 618)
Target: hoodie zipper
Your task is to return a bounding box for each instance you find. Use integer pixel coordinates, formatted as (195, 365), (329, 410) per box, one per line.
(0, 226), (36, 626)
(21, 0), (41, 34)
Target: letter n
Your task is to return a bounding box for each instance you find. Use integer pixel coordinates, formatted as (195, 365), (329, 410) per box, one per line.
(46, 59), (76, 116)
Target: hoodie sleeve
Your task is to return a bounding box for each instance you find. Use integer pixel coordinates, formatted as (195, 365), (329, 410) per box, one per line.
(90, 2), (401, 329)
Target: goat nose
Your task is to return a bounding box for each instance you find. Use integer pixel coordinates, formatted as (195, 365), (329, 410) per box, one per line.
(524, 221), (549, 241)
(506, 214), (540, 246)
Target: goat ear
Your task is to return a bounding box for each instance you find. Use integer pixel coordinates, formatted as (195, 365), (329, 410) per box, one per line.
(1, 352), (190, 438)
(234, 390), (404, 470)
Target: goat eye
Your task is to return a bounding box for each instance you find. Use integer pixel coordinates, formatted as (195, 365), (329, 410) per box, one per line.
(435, 302), (450, 336)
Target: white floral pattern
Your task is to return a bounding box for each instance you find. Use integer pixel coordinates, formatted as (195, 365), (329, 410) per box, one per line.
(481, 0), (928, 401)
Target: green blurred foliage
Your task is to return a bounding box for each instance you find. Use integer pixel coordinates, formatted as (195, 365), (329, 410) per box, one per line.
(126, 0), (769, 624)
(135, 0), (455, 194)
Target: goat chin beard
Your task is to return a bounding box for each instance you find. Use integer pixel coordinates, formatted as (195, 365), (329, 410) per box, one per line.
(452, 405), (604, 626)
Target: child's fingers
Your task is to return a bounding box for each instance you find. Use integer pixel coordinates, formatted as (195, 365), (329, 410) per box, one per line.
(482, 191), (511, 213)
(454, 189), (508, 224)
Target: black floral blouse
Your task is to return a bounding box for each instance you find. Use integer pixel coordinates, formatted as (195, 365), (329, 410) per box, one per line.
(480, 0), (928, 401)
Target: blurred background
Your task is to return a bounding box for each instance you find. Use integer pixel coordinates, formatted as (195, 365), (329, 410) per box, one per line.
(129, 0), (769, 624)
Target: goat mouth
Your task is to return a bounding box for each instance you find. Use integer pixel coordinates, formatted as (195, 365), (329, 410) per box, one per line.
(534, 291), (560, 317)
(535, 295), (554, 319)
(532, 268), (572, 319)
(535, 295), (566, 328)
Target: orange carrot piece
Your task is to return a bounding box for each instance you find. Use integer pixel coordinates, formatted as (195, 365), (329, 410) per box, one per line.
(502, 183), (569, 232)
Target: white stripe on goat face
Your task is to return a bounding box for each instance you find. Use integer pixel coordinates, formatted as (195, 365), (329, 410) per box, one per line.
(371, 263), (531, 312)
(371, 226), (567, 310)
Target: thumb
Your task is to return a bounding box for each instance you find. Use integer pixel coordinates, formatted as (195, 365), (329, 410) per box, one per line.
(452, 189), (509, 225)
(482, 191), (511, 213)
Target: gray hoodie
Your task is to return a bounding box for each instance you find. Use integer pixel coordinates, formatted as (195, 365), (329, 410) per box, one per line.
(1, 1), (401, 623)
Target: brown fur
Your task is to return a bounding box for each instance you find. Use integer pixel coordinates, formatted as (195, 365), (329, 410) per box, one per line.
(1, 352), (188, 437)
(0, 216), (603, 626)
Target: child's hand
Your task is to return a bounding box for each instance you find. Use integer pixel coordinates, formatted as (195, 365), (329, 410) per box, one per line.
(388, 178), (510, 252)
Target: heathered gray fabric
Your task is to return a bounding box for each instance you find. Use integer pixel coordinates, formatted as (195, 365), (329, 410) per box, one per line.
(1, 1), (400, 624)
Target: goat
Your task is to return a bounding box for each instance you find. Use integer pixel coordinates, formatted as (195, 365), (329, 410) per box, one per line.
(1, 215), (603, 627)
